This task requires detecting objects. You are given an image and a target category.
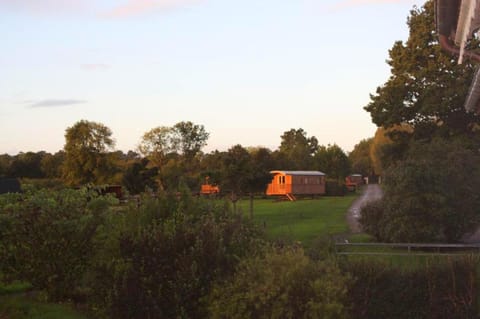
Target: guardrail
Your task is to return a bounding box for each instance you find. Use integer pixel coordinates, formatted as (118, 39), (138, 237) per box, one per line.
(334, 242), (480, 256)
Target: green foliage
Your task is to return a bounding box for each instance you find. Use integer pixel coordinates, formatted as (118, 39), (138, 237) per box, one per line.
(121, 158), (158, 194)
(63, 120), (116, 185)
(139, 121), (209, 164)
(343, 256), (479, 319)
(348, 138), (374, 177)
(278, 128), (318, 170)
(360, 138), (480, 242)
(7, 152), (46, 178)
(364, 1), (480, 139)
(315, 144), (351, 179)
(325, 179), (347, 196)
(208, 246), (349, 319)
(40, 151), (65, 179)
(221, 144), (254, 194)
(172, 121), (209, 160)
(358, 199), (384, 241)
(88, 192), (263, 318)
(0, 188), (115, 301)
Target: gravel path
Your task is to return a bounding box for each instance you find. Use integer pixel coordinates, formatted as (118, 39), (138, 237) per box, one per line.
(347, 184), (383, 233)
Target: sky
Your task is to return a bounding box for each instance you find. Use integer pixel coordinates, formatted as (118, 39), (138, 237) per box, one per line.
(0, 0), (426, 155)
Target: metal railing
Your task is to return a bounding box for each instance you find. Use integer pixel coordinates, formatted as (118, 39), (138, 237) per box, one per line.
(335, 242), (480, 256)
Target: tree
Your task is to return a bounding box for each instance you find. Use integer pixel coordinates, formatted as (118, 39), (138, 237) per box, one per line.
(8, 151), (45, 178)
(138, 126), (174, 167)
(247, 147), (274, 194)
(278, 128), (318, 170)
(0, 154), (12, 177)
(364, 1), (480, 141)
(41, 151), (65, 179)
(348, 138), (374, 177)
(63, 120), (115, 185)
(139, 122), (209, 164)
(221, 145), (253, 194)
(369, 125), (412, 176)
(0, 188), (114, 301)
(172, 121), (209, 160)
(122, 158), (158, 194)
(360, 137), (480, 242)
(314, 144), (350, 180)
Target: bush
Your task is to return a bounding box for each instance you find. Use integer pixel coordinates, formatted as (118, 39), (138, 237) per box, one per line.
(87, 190), (264, 319)
(358, 199), (385, 241)
(370, 138), (480, 242)
(325, 179), (347, 196)
(208, 246), (350, 319)
(0, 188), (115, 301)
(342, 256), (480, 319)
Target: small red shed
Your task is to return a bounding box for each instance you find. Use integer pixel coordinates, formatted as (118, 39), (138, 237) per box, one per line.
(266, 170), (326, 200)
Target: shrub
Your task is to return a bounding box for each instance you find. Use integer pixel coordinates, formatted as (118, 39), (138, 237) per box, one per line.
(208, 246), (350, 319)
(0, 188), (115, 301)
(325, 179), (347, 196)
(88, 190), (264, 318)
(358, 199), (385, 241)
(343, 256), (480, 319)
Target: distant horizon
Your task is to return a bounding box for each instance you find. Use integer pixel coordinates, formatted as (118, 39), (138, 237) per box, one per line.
(0, 0), (425, 156)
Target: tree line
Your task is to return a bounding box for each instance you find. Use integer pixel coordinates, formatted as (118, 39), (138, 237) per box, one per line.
(0, 121), (371, 196)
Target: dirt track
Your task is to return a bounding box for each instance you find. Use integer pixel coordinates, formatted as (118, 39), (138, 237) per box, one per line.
(347, 184), (383, 233)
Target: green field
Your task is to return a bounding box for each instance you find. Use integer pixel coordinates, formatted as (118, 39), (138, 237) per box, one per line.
(0, 295), (88, 319)
(237, 195), (358, 247)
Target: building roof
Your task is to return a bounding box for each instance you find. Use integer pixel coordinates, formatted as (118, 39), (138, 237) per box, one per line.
(270, 170), (326, 176)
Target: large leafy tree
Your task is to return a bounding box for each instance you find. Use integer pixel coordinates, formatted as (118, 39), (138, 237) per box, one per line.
(278, 128), (318, 170)
(122, 158), (158, 194)
(138, 126), (174, 167)
(172, 121), (209, 160)
(139, 121), (209, 164)
(138, 121), (209, 190)
(364, 1), (480, 140)
(8, 151), (46, 178)
(63, 120), (116, 185)
(348, 138), (374, 177)
(360, 137), (480, 242)
(314, 144), (350, 180)
(221, 144), (253, 194)
(41, 151), (65, 179)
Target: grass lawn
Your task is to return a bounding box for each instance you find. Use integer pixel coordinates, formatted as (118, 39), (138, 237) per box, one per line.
(237, 194), (358, 247)
(0, 295), (88, 319)
(0, 281), (88, 319)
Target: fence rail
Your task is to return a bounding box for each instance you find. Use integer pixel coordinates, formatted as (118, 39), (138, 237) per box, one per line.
(335, 242), (480, 256)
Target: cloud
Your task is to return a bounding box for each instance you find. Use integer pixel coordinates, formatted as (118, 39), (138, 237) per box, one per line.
(81, 63), (110, 71)
(102, 0), (202, 18)
(28, 99), (86, 108)
(328, 0), (418, 11)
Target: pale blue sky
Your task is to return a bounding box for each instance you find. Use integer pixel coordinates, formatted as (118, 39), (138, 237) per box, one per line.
(0, 0), (425, 154)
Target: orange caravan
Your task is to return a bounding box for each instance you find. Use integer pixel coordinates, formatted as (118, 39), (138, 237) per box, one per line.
(266, 170), (326, 201)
